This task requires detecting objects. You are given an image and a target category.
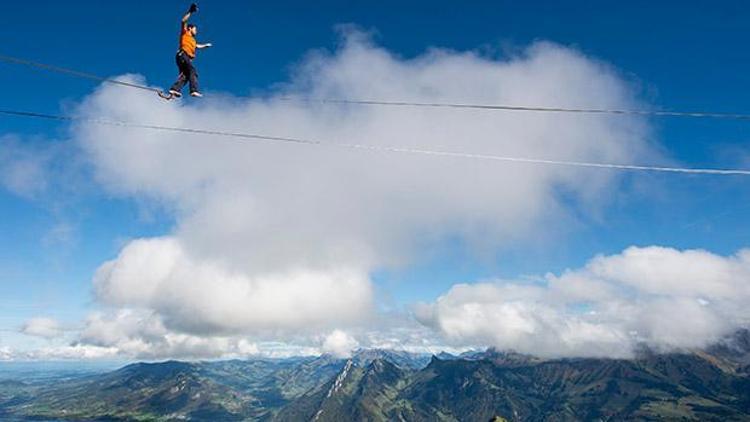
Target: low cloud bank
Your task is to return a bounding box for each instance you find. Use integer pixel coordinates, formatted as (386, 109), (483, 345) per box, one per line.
(417, 246), (750, 358)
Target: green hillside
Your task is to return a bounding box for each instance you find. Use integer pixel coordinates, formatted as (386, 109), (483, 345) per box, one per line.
(1, 335), (749, 421)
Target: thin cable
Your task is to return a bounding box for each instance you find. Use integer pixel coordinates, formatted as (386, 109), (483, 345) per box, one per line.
(0, 53), (161, 94)
(3, 52), (750, 120)
(279, 97), (750, 120)
(2, 108), (749, 175)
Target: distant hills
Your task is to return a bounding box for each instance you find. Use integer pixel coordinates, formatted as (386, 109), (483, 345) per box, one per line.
(2, 331), (750, 421)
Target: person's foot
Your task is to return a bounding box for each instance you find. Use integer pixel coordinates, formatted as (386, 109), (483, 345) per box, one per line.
(190, 92), (203, 98)
(169, 89), (182, 98)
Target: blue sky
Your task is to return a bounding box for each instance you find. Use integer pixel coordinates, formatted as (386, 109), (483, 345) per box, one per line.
(1, 0), (749, 359)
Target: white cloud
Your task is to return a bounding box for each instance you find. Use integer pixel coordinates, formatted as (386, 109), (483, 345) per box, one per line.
(77, 309), (263, 360)
(0, 346), (12, 361)
(64, 308), (466, 360)
(21, 317), (63, 339)
(92, 237), (373, 336)
(23, 344), (121, 361)
(419, 246), (750, 358)
(0, 337), (118, 362)
(61, 31), (660, 356)
(69, 307), (458, 360)
(321, 330), (359, 358)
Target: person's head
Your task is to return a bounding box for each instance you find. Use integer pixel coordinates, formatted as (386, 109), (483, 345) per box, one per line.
(187, 23), (198, 35)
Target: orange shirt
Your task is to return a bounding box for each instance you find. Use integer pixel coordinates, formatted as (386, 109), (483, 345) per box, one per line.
(180, 26), (197, 58)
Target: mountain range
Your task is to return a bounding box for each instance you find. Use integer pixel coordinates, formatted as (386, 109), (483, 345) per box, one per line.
(1, 331), (749, 421)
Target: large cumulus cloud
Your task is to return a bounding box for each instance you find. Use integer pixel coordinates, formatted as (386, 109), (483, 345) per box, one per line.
(418, 246), (750, 358)
(60, 31), (661, 357)
(93, 237), (372, 335)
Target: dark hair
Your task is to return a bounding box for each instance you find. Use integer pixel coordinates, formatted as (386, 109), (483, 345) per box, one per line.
(187, 23), (197, 30)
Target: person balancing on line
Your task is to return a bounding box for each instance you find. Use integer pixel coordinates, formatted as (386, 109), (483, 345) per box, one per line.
(167, 3), (212, 99)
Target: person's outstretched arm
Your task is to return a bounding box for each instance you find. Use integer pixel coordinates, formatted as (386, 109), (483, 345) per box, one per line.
(182, 3), (198, 28)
